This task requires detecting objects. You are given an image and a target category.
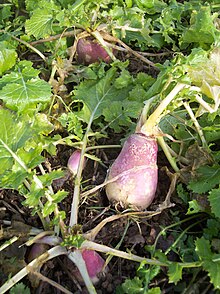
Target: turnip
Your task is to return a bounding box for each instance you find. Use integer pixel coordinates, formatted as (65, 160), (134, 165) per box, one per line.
(76, 38), (113, 65)
(106, 133), (158, 210)
(68, 149), (86, 176)
(81, 249), (108, 284)
(105, 83), (187, 210)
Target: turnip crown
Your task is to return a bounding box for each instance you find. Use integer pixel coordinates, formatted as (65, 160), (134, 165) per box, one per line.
(106, 133), (158, 210)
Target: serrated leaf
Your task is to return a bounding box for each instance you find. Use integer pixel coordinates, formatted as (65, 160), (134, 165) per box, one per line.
(0, 60), (51, 112)
(147, 288), (161, 294)
(168, 263), (183, 284)
(0, 42), (17, 75)
(181, 7), (220, 47)
(195, 237), (220, 289)
(187, 200), (204, 215)
(121, 277), (143, 294)
(0, 109), (32, 176)
(38, 170), (65, 187)
(52, 190), (68, 202)
(10, 282), (30, 294)
(26, 8), (54, 38)
(188, 165), (220, 193)
(0, 108), (55, 191)
(208, 188), (220, 218)
(73, 67), (132, 123)
(42, 201), (56, 217)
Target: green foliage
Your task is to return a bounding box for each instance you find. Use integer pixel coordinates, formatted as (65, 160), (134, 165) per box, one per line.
(10, 283), (30, 294)
(117, 264), (161, 294)
(0, 42), (17, 75)
(196, 237), (220, 289)
(0, 60), (52, 112)
(1, 0), (220, 293)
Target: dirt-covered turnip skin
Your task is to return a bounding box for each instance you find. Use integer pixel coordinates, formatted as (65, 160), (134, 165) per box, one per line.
(76, 38), (112, 65)
(105, 133), (158, 210)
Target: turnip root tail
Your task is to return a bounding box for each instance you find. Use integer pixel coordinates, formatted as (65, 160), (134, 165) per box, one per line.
(105, 133), (158, 210)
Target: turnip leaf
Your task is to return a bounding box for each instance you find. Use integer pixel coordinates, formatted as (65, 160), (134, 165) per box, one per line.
(73, 67), (127, 121)
(0, 61), (51, 112)
(167, 263), (183, 284)
(188, 165), (220, 194)
(0, 42), (17, 76)
(25, 1), (59, 38)
(0, 109), (54, 189)
(195, 237), (220, 289)
(208, 188), (220, 219)
(180, 6), (220, 47)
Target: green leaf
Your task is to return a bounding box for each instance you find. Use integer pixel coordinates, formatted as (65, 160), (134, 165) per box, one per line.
(180, 6), (220, 47)
(0, 42), (17, 75)
(52, 190), (69, 202)
(195, 237), (220, 289)
(0, 108), (55, 191)
(0, 60), (51, 112)
(42, 201), (56, 217)
(188, 165), (220, 193)
(58, 112), (83, 139)
(121, 277), (144, 294)
(73, 67), (132, 123)
(168, 263), (183, 284)
(10, 283), (30, 294)
(187, 200), (204, 215)
(26, 8), (54, 38)
(208, 188), (220, 218)
(38, 169), (65, 187)
(0, 108), (32, 176)
(147, 288), (161, 294)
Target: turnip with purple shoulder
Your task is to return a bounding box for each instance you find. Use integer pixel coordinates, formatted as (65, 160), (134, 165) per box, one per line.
(105, 83), (186, 210)
(76, 35), (116, 65)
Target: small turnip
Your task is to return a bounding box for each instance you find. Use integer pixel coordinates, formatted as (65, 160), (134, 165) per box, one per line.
(81, 249), (108, 284)
(27, 243), (49, 263)
(68, 149), (86, 176)
(105, 133), (158, 210)
(76, 38), (112, 65)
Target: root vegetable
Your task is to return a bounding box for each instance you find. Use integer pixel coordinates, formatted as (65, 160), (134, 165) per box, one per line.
(27, 243), (49, 263)
(76, 38), (112, 65)
(68, 149), (86, 176)
(105, 133), (158, 210)
(81, 249), (108, 284)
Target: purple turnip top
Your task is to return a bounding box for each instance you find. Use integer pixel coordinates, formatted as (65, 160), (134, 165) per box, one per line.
(76, 38), (111, 65)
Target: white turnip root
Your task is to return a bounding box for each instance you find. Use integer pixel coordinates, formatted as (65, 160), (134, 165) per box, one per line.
(105, 133), (158, 210)
(78, 249), (108, 284)
(68, 149), (86, 176)
(76, 38), (112, 65)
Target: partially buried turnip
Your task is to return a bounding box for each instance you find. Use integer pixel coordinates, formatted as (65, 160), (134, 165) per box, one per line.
(81, 249), (108, 284)
(105, 133), (158, 210)
(76, 38), (112, 65)
(68, 149), (86, 176)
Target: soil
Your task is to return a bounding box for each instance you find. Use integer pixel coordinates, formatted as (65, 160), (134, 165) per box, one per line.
(0, 54), (213, 294)
(0, 141), (175, 294)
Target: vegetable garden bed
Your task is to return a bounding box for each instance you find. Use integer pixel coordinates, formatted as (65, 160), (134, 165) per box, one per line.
(0, 1), (220, 293)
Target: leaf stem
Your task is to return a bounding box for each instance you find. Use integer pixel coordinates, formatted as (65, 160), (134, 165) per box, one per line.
(141, 83), (187, 136)
(91, 30), (117, 61)
(81, 240), (203, 269)
(0, 246), (67, 294)
(157, 136), (180, 172)
(183, 102), (208, 148)
(1, 30), (46, 61)
(68, 250), (97, 294)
